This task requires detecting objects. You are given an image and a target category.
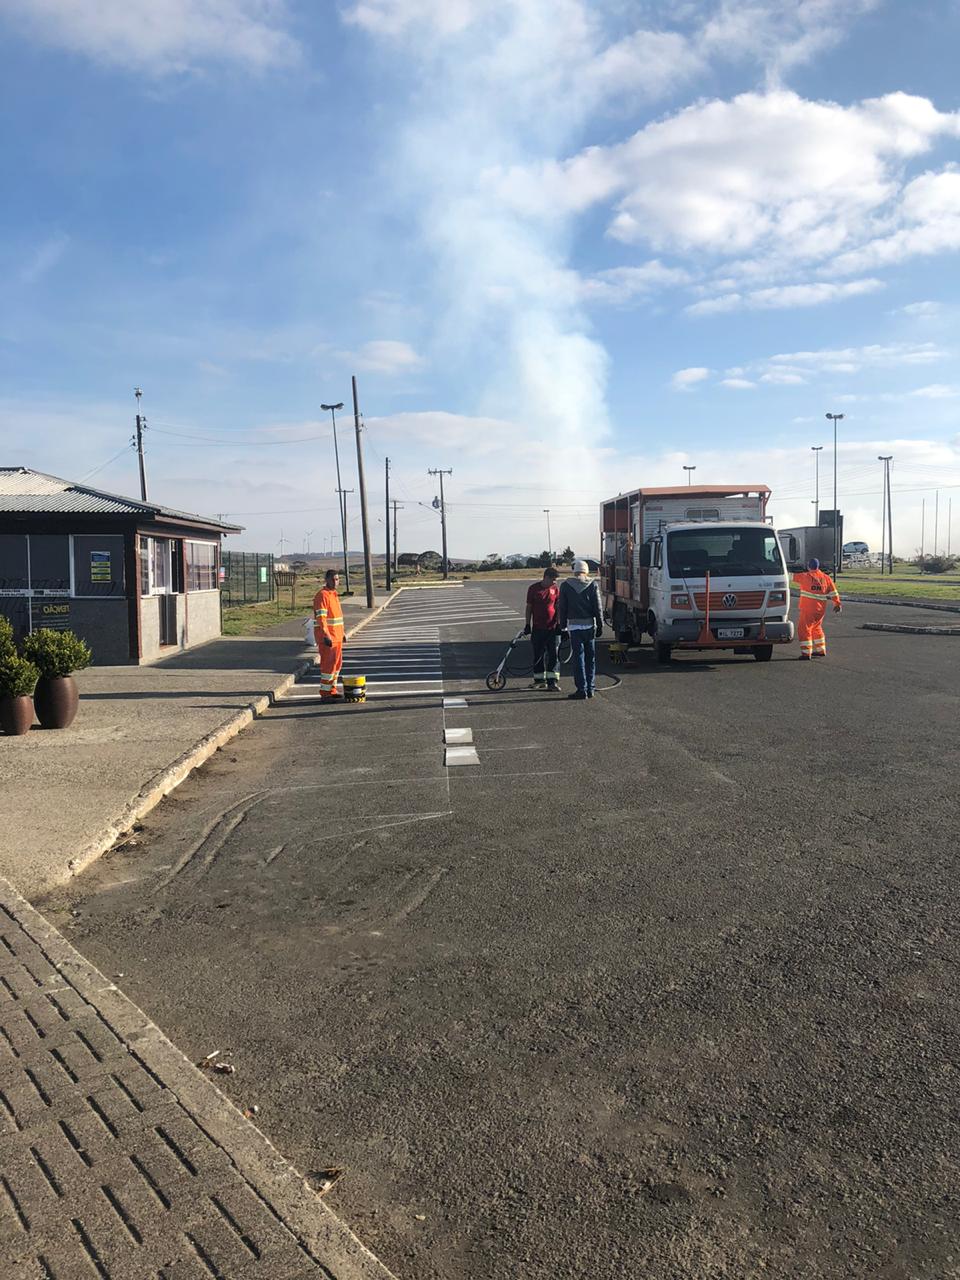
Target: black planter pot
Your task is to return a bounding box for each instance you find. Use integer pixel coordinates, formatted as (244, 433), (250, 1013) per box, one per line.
(0, 695), (35, 736)
(34, 675), (79, 730)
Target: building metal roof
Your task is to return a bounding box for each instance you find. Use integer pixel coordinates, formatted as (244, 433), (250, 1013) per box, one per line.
(0, 468), (242, 531)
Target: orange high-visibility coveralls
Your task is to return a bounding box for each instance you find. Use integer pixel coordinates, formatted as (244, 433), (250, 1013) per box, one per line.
(792, 569), (841, 658)
(313, 587), (344, 697)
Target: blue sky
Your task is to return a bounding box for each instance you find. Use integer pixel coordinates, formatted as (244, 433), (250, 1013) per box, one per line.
(2, 0), (960, 558)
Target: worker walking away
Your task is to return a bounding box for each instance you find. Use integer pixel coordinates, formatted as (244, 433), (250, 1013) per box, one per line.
(559, 558), (603, 700)
(793, 557), (841, 660)
(314, 568), (345, 698)
(525, 565), (562, 692)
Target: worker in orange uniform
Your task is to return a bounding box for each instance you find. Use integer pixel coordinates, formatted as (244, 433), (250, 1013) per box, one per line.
(792, 557), (841, 660)
(313, 568), (345, 697)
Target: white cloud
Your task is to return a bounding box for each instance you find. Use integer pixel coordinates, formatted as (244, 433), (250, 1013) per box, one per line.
(341, 340), (425, 375)
(910, 384), (960, 399)
(580, 261), (692, 304)
(761, 370), (807, 385)
(0, 0), (298, 73)
(764, 342), (944, 376)
(687, 278), (883, 315)
(899, 300), (943, 317)
(19, 233), (69, 284)
(720, 378), (756, 390)
(671, 367), (710, 391)
(341, 0), (481, 37)
(489, 89), (960, 301)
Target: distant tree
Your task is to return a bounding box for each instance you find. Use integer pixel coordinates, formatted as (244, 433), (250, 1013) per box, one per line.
(915, 553), (957, 574)
(525, 556), (541, 569)
(397, 553), (419, 567)
(560, 545), (575, 563)
(418, 550), (443, 571)
(537, 550), (553, 568)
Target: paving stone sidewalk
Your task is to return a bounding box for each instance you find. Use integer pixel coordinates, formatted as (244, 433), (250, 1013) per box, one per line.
(0, 876), (395, 1280)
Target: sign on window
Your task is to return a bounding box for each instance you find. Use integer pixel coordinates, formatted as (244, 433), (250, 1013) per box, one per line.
(90, 551), (112, 582)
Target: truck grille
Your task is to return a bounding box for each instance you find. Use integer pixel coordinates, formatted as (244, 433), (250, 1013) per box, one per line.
(692, 590), (765, 611)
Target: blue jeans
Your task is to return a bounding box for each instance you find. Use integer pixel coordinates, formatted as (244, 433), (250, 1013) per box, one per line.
(569, 628), (596, 693)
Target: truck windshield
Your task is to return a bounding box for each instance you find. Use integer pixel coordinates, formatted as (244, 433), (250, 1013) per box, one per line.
(667, 528), (784, 578)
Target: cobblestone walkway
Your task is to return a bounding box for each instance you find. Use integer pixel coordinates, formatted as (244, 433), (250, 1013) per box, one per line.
(0, 878), (394, 1280)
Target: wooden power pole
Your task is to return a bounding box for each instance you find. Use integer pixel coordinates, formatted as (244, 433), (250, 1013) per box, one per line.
(384, 456), (391, 591)
(428, 468), (452, 579)
(134, 387), (148, 501)
(352, 376), (375, 608)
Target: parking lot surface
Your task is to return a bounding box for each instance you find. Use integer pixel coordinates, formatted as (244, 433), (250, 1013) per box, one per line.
(45, 582), (960, 1279)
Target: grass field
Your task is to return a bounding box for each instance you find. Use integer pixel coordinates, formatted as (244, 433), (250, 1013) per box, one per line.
(832, 562), (960, 602)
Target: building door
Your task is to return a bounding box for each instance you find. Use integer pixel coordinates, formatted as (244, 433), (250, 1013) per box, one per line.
(159, 594), (177, 646)
(150, 538), (180, 646)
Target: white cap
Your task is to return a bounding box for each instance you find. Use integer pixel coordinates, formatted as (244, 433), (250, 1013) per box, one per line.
(571, 558), (589, 574)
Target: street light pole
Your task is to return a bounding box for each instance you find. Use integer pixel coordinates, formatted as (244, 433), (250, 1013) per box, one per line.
(321, 402), (350, 592)
(683, 465), (696, 485)
(826, 413), (844, 574)
(543, 508), (552, 559)
(812, 445), (823, 524)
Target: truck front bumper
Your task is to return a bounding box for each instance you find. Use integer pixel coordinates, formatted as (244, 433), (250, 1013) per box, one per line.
(657, 619), (794, 646)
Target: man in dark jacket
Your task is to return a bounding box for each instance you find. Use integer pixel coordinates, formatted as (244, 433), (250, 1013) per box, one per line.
(558, 558), (603, 700)
(524, 565), (562, 692)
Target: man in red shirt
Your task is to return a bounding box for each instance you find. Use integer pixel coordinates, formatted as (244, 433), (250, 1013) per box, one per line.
(524, 565), (562, 692)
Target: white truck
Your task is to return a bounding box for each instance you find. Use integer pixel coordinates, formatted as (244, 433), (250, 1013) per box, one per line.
(600, 485), (795, 662)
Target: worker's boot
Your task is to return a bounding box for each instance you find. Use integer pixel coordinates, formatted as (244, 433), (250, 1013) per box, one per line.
(547, 681), (561, 693)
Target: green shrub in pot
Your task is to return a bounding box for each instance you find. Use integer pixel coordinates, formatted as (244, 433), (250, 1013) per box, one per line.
(0, 654), (39, 736)
(21, 629), (92, 678)
(21, 629), (92, 729)
(0, 615), (15, 659)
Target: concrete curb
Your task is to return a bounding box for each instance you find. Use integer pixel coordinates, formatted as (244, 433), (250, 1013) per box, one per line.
(62, 589), (402, 889)
(0, 875), (397, 1280)
(861, 621), (960, 635)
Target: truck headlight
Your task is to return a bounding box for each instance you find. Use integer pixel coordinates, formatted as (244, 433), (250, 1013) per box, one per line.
(670, 592), (691, 609)
(768, 590), (787, 605)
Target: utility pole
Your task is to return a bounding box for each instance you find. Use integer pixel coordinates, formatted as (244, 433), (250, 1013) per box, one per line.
(683, 465), (696, 485)
(878, 456), (892, 574)
(948, 498), (953, 557)
(934, 489), (940, 557)
(921, 498), (925, 568)
(826, 413), (844, 574)
(812, 445), (823, 524)
(428, 468), (453, 578)
(352, 376), (375, 608)
(886, 458), (893, 574)
(278, 529), (288, 559)
(384, 457), (392, 591)
(543, 508), (552, 559)
(134, 387), (148, 501)
(321, 403), (350, 593)
(391, 500), (404, 575)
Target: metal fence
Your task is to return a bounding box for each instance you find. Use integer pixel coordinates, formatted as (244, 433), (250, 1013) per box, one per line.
(221, 551), (275, 606)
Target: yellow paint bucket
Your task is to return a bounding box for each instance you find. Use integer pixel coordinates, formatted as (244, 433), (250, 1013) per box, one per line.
(342, 674), (366, 703)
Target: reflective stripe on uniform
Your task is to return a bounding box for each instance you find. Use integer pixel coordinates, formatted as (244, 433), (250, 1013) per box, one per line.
(798, 589), (832, 600)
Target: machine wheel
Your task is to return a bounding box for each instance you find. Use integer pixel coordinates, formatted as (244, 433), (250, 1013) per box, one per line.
(485, 671), (507, 691)
(753, 645), (774, 662)
(656, 642), (672, 664)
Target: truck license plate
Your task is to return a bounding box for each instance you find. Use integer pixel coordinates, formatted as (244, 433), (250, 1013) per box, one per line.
(717, 627), (745, 639)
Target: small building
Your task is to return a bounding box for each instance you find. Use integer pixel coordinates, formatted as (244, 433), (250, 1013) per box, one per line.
(0, 468), (242, 665)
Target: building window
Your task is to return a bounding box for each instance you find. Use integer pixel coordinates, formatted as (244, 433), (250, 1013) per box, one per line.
(140, 537), (183, 595)
(186, 541), (217, 591)
(685, 508), (721, 521)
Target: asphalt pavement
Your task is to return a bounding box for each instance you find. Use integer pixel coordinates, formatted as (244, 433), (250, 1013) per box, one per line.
(43, 582), (960, 1279)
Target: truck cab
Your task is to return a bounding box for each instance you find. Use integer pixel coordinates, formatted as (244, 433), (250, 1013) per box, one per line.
(601, 486), (795, 663)
(642, 521), (792, 661)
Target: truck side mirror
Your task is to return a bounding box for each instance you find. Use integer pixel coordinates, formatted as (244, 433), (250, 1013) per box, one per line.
(638, 544), (652, 568)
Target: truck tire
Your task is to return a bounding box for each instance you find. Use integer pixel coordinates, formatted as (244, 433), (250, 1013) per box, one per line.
(753, 645), (773, 662)
(656, 642), (672, 664)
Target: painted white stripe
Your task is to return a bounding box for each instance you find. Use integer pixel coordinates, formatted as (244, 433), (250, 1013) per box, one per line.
(444, 745), (480, 765)
(443, 697), (468, 707)
(444, 727), (473, 744)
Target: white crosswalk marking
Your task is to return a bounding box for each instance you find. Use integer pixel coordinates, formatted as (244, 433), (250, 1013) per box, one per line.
(281, 586), (521, 703)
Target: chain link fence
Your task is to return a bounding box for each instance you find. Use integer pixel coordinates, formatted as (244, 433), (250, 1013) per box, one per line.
(221, 551), (275, 606)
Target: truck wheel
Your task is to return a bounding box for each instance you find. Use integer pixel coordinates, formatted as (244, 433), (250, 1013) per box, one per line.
(753, 645), (773, 662)
(656, 642), (672, 664)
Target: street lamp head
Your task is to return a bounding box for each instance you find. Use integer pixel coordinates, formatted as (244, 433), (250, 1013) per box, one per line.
(812, 445), (823, 452)
(321, 403), (344, 411)
(826, 412), (844, 421)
